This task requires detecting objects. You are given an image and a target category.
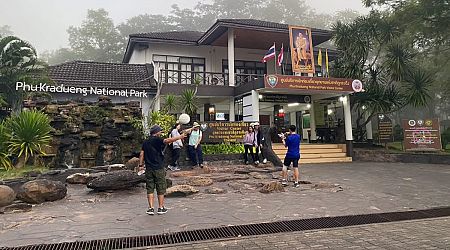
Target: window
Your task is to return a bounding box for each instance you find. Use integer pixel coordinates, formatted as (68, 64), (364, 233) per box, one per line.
(223, 60), (266, 85)
(153, 55), (205, 84)
(234, 97), (243, 121)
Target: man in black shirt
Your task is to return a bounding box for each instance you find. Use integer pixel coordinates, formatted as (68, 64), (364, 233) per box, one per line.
(139, 125), (186, 215)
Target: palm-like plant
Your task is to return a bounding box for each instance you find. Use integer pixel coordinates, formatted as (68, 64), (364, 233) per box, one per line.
(0, 122), (12, 171)
(4, 110), (52, 168)
(163, 93), (177, 113)
(179, 89), (198, 120)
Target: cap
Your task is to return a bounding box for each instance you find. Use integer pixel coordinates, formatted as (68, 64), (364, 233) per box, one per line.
(149, 125), (163, 135)
(193, 122), (200, 127)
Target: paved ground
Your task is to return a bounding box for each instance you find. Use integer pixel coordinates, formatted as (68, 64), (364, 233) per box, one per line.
(151, 217), (450, 249)
(1, 162), (450, 247)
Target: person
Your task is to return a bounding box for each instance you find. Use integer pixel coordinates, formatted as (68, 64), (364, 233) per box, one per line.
(139, 125), (186, 215)
(253, 122), (267, 164)
(187, 122), (204, 168)
(243, 126), (256, 165)
(168, 122), (182, 171)
(281, 125), (301, 188)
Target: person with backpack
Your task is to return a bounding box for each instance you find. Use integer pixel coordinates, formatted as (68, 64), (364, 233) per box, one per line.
(187, 122), (204, 168)
(168, 122), (182, 171)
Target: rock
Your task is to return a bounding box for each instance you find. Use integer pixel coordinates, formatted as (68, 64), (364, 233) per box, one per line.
(234, 169), (251, 175)
(0, 185), (16, 207)
(313, 182), (336, 189)
(259, 181), (285, 193)
(108, 164), (125, 172)
(250, 172), (271, 179)
(300, 180), (312, 185)
(187, 176), (213, 186)
(170, 171), (197, 178)
(81, 131), (100, 139)
(125, 157), (140, 170)
(212, 174), (249, 182)
(1, 202), (32, 213)
(255, 162), (275, 168)
(66, 172), (106, 184)
(204, 187), (226, 194)
(23, 170), (41, 178)
(40, 168), (92, 183)
(87, 170), (145, 191)
(17, 180), (67, 204)
(1, 178), (31, 194)
(166, 185), (199, 197)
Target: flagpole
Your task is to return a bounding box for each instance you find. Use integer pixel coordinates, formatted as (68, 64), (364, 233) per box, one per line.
(273, 42), (277, 75)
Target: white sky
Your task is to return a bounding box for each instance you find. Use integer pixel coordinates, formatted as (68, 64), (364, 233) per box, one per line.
(0, 0), (368, 53)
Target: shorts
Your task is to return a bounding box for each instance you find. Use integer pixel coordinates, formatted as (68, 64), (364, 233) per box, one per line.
(145, 168), (167, 195)
(284, 157), (300, 168)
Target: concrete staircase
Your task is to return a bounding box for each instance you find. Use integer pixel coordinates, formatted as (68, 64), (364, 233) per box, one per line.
(272, 143), (352, 164)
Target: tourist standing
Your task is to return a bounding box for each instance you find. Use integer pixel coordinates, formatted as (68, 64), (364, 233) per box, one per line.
(243, 126), (256, 165)
(139, 125), (186, 215)
(188, 122), (204, 168)
(168, 123), (182, 171)
(253, 122), (267, 164)
(281, 125), (301, 187)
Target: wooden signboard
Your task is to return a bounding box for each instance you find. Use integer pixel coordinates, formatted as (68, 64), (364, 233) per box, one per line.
(402, 118), (442, 151)
(201, 121), (251, 143)
(378, 116), (393, 143)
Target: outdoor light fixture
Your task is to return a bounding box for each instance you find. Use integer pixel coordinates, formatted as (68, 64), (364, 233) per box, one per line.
(327, 109), (333, 115)
(288, 103), (299, 107)
(208, 106), (215, 114)
(259, 94), (263, 99)
(306, 104), (311, 109)
(339, 96), (346, 102)
(279, 109), (284, 113)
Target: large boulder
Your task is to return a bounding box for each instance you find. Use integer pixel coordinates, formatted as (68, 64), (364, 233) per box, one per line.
(17, 180), (67, 204)
(204, 187), (227, 194)
(66, 172), (106, 184)
(259, 181), (285, 193)
(87, 170), (145, 191)
(125, 157), (140, 170)
(0, 185), (16, 207)
(166, 185), (199, 197)
(187, 176), (213, 186)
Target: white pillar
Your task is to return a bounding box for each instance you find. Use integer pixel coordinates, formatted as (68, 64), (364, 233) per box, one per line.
(290, 112), (296, 126)
(365, 111), (373, 140)
(229, 97), (235, 121)
(310, 100), (317, 141)
(227, 28), (235, 87)
(343, 95), (353, 141)
(251, 90), (260, 121)
(153, 96), (160, 112)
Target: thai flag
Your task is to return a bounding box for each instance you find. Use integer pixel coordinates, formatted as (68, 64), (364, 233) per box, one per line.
(277, 44), (284, 66)
(262, 43), (276, 63)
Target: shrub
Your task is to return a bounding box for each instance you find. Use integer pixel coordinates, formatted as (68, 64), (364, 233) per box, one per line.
(0, 123), (12, 171)
(4, 110), (52, 168)
(148, 111), (176, 138)
(203, 143), (245, 155)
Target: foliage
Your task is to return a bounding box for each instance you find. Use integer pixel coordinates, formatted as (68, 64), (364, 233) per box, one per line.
(393, 124), (403, 141)
(0, 165), (48, 180)
(0, 25), (13, 38)
(84, 106), (111, 124)
(0, 123), (12, 171)
(442, 128), (450, 150)
(163, 94), (177, 113)
(147, 111), (176, 138)
(0, 36), (49, 112)
(179, 89), (198, 119)
(203, 143), (245, 155)
(4, 110), (52, 167)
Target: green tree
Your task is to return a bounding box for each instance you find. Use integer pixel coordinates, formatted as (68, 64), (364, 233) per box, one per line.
(179, 89), (199, 120)
(0, 36), (48, 112)
(41, 48), (79, 65)
(67, 9), (125, 63)
(0, 122), (13, 170)
(117, 14), (175, 37)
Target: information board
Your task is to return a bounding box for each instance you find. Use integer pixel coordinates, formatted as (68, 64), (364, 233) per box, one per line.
(402, 118), (442, 151)
(201, 121), (251, 143)
(378, 116), (393, 143)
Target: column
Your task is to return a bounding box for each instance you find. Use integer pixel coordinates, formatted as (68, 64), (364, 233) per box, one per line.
(227, 28), (235, 87)
(251, 90), (260, 121)
(365, 111), (373, 143)
(309, 100), (317, 142)
(229, 97), (235, 121)
(343, 95), (353, 156)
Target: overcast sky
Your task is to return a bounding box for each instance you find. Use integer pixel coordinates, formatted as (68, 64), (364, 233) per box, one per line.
(0, 0), (368, 54)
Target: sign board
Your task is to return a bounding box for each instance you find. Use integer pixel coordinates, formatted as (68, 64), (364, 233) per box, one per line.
(265, 75), (358, 93)
(402, 118), (442, 151)
(215, 113), (225, 121)
(260, 94), (311, 103)
(378, 116), (393, 143)
(201, 121), (251, 143)
(289, 26), (315, 74)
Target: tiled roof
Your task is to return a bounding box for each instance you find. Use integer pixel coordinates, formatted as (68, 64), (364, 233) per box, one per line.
(218, 19), (289, 30)
(49, 61), (155, 89)
(129, 31), (203, 43)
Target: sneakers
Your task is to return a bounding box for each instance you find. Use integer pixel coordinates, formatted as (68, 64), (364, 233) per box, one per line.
(294, 182), (300, 188)
(146, 207), (155, 215)
(168, 165), (181, 171)
(157, 207), (168, 215)
(263, 158), (267, 164)
(281, 179), (288, 186)
(255, 161), (260, 165)
(245, 161), (249, 165)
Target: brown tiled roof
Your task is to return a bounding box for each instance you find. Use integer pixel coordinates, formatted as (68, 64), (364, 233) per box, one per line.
(49, 61), (156, 89)
(218, 19), (288, 30)
(129, 31), (203, 43)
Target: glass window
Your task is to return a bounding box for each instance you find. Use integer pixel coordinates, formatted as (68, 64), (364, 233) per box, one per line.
(153, 55), (205, 84)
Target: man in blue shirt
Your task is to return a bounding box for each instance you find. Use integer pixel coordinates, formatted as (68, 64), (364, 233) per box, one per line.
(281, 125), (301, 187)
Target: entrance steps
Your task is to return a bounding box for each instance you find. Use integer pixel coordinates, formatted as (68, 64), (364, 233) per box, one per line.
(272, 143), (352, 164)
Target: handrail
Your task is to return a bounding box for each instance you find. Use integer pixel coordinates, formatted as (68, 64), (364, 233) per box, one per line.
(158, 69), (264, 86)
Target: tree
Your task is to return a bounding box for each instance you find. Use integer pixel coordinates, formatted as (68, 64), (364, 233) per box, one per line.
(67, 9), (125, 63)
(0, 25), (13, 38)
(0, 36), (48, 112)
(40, 48), (79, 65)
(179, 89), (199, 121)
(117, 14), (175, 38)
(332, 12), (433, 141)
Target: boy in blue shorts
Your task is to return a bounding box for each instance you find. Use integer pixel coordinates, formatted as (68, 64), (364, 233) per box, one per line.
(281, 125), (301, 187)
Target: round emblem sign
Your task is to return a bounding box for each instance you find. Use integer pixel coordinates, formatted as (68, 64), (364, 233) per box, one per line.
(352, 79), (363, 92)
(304, 96), (311, 103)
(408, 120), (416, 126)
(267, 75), (279, 88)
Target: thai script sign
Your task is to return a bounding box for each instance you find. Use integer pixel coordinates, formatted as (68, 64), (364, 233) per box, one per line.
(15, 82), (148, 98)
(201, 121), (251, 143)
(378, 116), (393, 143)
(402, 118), (442, 151)
(264, 75), (361, 93)
(259, 94), (311, 103)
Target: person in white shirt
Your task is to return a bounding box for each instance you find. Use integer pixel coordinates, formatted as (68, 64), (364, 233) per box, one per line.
(168, 123), (183, 171)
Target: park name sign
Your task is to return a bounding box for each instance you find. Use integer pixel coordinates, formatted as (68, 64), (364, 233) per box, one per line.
(264, 75), (363, 93)
(15, 82), (148, 98)
(201, 121), (251, 143)
(378, 116), (394, 143)
(402, 118), (442, 151)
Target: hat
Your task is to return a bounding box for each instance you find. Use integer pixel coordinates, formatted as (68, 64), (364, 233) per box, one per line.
(254, 122), (260, 126)
(149, 125), (163, 135)
(250, 122), (255, 127)
(193, 122), (200, 128)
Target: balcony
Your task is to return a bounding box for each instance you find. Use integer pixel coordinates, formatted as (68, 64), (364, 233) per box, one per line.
(158, 69), (263, 86)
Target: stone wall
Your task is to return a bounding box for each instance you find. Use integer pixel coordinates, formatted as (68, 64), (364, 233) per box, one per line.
(27, 96), (143, 168)
(354, 149), (450, 165)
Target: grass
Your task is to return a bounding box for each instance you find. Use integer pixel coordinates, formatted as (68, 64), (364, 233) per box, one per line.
(0, 165), (49, 180)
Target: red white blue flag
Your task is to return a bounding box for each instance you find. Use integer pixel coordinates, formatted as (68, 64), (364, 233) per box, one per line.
(277, 44), (284, 66)
(262, 43), (276, 63)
